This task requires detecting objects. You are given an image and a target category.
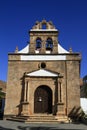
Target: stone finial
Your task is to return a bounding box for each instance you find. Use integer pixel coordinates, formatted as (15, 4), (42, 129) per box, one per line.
(69, 47), (73, 53)
(35, 21), (39, 25)
(79, 53), (82, 59)
(15, 46), (18, 53)
(49, 21), (53, 25)
(42, 19), (46, 24)
(48, 21), (55, 29)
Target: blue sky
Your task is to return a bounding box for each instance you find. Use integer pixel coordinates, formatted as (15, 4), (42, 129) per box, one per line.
(0, 0), (87, 81)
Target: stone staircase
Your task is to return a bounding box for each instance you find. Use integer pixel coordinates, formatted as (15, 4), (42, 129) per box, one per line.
(7, 114), (70, 123)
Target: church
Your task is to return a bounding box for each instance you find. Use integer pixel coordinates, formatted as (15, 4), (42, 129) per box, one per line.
(4, 20), (81, 122)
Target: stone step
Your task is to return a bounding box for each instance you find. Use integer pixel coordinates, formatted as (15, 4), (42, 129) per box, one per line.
(19, 115), (55, 119)
(7, 118), (25, 122)
(56, 116), (71, 123)
(12, 115), (56, 119)
(30, 116), (56, 120)
(7, 118), (58, 123)
(7, 115), (70, 123)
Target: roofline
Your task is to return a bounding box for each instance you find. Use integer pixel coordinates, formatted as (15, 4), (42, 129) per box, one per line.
(24, 68), (60, 76)
(8, 53), (81, 55)
(29, 30), (59, 33)
(25, 74), (63, 78)
(24, 68), (61, 78)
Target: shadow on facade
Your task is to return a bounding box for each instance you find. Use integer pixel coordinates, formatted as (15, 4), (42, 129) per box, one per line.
(68, 106), (84, 122)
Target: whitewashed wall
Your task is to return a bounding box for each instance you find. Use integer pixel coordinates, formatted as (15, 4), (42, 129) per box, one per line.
(80, 98), (87, 114)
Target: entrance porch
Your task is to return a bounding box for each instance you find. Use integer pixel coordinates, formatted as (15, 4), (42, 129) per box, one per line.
(20, 69), (66, 117)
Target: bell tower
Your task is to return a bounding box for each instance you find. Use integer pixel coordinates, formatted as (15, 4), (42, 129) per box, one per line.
(29, 20), (59, 54)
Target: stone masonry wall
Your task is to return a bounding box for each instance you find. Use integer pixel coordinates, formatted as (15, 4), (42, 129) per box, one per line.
(4, 54), (81, 116)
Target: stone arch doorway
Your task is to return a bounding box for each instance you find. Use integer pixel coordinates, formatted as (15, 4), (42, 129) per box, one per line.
(34, 85), (52, 114)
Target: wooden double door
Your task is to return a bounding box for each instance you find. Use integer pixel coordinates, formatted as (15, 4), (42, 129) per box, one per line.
(34, 85), (52, 114)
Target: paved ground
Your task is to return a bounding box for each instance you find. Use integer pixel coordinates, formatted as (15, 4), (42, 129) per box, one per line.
(0, 120), (87, 130)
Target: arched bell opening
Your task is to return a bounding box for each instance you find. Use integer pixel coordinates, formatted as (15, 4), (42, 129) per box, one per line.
(36, 38), (42, 50)
(46, 38), (53, 52)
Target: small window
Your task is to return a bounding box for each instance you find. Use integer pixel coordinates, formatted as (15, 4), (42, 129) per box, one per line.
(36, 38), (42, 50)
(46, 38), (53, 51)
(41, 62), (46, 69)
